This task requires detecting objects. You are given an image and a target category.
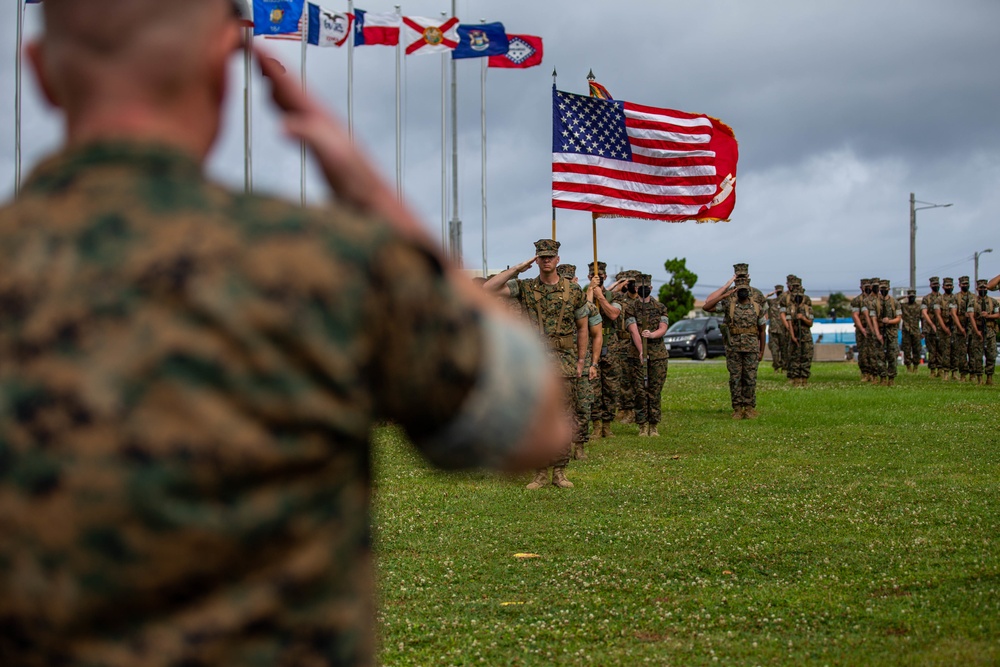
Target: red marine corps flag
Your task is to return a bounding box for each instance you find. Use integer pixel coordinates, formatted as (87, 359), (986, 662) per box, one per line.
(551, 86), (739, 222)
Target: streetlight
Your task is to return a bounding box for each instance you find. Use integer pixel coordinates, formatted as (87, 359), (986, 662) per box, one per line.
(974, 248), (993, 284)
(910, 193), (952, 292)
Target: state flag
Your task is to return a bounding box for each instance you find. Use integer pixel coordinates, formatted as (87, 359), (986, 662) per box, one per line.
(308, 4), (352, 46)
(488, 34), (543, 69)
(403, 16), (459, 56)
(353, 9), (401, 46)
(452, 22), (509, 59)
(253, 0), (305, 36)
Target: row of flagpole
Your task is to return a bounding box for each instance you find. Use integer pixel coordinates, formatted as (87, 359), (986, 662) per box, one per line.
(12, 2), (514, 274)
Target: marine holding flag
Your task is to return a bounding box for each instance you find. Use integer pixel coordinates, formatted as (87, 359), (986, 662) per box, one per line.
(551, 88), (738, 222)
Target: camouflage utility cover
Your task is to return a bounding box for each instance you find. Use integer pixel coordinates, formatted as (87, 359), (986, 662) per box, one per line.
(0, 142), (495, 665)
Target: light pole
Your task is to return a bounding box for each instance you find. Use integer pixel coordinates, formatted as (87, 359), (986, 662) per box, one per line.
(974, 248), (993, 284)
(910, 193), (952, 292)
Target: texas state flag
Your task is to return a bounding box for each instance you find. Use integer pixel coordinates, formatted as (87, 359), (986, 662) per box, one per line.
(353, 9), (401, 46)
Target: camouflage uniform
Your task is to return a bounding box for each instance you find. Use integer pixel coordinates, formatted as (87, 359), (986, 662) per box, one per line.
(777, 274), (798, 367)
(968, 279), (999, 383)
(624, 275), (670, 435)
(616, 271), (640, 422)
(557, 264), (601, 456)
(587, 262), (623, 437)
(767, 285), (787, 372)
(851, 280), (870, 380)
(921, 277), (942, 376)
(709, 276), (765, 417)
(509, 241), (589, 483)
(936, 278), (958, 377)
(900, 289), (922, 371)
(0, 142), (550, 666)
(878, 280), (902, 383)
(861, 276), (885, 380)
(783, 281), (814, 383)
(954, 276), (974, 380)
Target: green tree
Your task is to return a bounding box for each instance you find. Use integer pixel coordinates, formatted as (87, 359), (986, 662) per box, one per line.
(657, 258), (698, 325)
(812, 292), (849, 320)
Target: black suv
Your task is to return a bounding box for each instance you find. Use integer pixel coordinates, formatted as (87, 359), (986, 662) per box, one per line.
(662, 317), (726, 360)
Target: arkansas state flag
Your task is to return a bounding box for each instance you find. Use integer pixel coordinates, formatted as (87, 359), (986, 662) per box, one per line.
(353, 9), (401, 46)
(488, 34), (543, 69)
(404, 16), (459, 56)
(452, 22), (509, 59)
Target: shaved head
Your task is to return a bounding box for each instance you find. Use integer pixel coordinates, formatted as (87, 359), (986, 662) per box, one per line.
(30, 0), (243, 157)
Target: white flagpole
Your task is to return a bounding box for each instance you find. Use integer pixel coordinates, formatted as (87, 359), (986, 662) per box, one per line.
(394, 4), (402, 200)
(300, 11), (308, 206)
(448, 0), (461, 264)
(440, 12), (448, 249)
(15, 0), (25, 197)
(347, 0), (354, 138)
(480, 20), (488, 278)
(243, 26), (254, 194)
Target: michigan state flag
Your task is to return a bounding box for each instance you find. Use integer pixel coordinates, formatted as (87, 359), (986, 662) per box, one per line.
(253, 0), (305, 35)
(452, 22), (509, 59)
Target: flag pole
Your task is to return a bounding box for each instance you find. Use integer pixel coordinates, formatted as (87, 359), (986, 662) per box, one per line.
(395, 4), (402, 199)
(448, 0), (462, 264)
(440, 12), (448, 249)
(592, 213), (599, 278)
(243, 26), (254, 194)
(15, 0), (25, 197)
(551, 67), (558, 241)
(480, 19), (488, 278)
(300, 11), (308, 206)
(347, 0), (355, 138)
(587, 70), (599, 275)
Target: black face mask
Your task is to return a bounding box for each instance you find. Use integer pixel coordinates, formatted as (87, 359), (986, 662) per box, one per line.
(880, 289), (888, 296)
(908, 296), (916, 304)
(961, 285), (970, 293)
(979, 290), (988, 298)
(931, 286), (939, 293)
(627, 282), (636, 294)
(944, 288), (953, 295)
(863, 286), (872, 294)
(793, 294), (803, 304)
(637, 286), (652, 298)
(737, 289), (749, 300)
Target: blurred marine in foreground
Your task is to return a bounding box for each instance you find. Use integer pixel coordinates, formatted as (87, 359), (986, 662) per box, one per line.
(0, 1), (570, 664)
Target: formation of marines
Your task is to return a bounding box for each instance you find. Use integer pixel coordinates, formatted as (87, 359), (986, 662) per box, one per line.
(486, 242), (1000, 488)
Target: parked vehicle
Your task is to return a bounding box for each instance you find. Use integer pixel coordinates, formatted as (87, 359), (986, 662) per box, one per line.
(662, 317), (726, 360)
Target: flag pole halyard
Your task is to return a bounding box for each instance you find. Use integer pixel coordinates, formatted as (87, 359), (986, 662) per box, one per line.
(480, 18), (488, 278)
(551, 67), (558, 241)
(15, 0), (25, 197)
(243, 25), (254, 194)
(300, 9), (308, 206)
(348, 0), (355, 139)
(440, 12), (448, 249)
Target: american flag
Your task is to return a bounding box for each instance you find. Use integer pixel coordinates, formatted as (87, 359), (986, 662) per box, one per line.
(552, 88), (738, 222)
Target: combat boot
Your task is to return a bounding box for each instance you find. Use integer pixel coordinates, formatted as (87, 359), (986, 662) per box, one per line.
(573, 443), (587, 461)
(526, 469), (549, 490)
(887, 378), (894, 387)
(800, 378), (809, 387)
(960, 373), (968, 382)
(601, 421), (615, 438)
(973, 375), (982, 385)
(637, 423), (649, 437)
(732, 408), (744, 420)
(648, 424), (660, 437)
(552, 467), (574, 488)
(951, 371), (958, 381)
(620, 410), (635, 425)
(987, 375), (994, 386)
(744, 408), (759, 419)
(589, 419), (602, 442)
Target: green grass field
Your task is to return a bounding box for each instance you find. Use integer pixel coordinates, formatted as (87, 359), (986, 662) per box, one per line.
(372, 362), (1000, 666)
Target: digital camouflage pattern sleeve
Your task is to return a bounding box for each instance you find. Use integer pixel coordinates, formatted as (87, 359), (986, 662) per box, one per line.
(0, 142), (499, 666)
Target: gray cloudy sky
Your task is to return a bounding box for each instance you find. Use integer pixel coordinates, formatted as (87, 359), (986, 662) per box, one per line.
(3, 0), (999, 298)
